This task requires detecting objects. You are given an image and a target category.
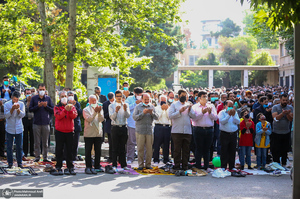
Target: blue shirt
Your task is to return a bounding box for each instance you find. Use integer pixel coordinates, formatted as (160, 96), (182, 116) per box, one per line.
(4, 100), (26, 134)
(29, 95), (54, 125)
(3, 85), (10, 101)
(125, 95), (139, 128)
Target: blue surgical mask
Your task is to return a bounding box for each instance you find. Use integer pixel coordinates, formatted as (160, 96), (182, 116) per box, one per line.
(3, 81), (8, 86)
(227, 107), (233, 112)
(168, 99), (174, 103)
(211, 97), (218, 102)
(237, 95), (241, 98)
(26, 95), (31, 98)
(143, 103), (149, 107)
(124, 87), (128, 91)
(263, 104), (269, 108)
(195, 96), (198, 100)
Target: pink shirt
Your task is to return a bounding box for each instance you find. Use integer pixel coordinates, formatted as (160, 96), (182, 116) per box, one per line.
(191, 103), (218, 127)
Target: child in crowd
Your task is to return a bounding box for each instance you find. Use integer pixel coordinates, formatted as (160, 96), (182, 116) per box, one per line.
(255, 113), (272, 170)
(239, 109), (254, 170)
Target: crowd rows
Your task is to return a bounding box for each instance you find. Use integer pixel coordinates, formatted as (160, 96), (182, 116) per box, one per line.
(0, 75), (294, 175)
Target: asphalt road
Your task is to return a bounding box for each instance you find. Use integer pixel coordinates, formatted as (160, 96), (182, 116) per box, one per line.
(0, 172), (292, 199)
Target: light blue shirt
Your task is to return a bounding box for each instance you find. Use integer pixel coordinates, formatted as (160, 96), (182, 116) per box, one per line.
(125, 95), (139, 128)
(3, 85), (10, 101)
(218, 109), (240, 133)
(4, 100), (25, 134)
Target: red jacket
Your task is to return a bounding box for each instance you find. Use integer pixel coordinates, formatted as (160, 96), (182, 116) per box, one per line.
(54, 104), (78, 133)
(239, 120), (254, 146)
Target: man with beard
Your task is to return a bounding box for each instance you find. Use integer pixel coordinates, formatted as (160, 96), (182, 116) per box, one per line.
(271, 94), (293, 167)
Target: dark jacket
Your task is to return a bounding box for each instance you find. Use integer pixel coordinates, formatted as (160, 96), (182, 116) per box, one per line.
(253, 105), (273, 125)
(73, 101), (82, 132)
(29, 94), (54, 125)
(99, 95), (107, 104)
(103, 100), (112, 134)
(0, 85), (15, 99)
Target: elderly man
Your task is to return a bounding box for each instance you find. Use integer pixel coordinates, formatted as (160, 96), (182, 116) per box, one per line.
(272, 93), (293, 167)
(153, 95), (171, 164)
(29, 83), (54, 162)
(94, 86), (107, 103)
(109, 90), (130, 170)
(52, 91), (78, 175)
(192, 91), (218, 171)
(83, 95), (104, 174)
(125, 87), (143, 164)
(133, 93), (158, 170)
(218, 100), (240, 170)
(168, 89), (196, 171)
(4, 91), (25, 168)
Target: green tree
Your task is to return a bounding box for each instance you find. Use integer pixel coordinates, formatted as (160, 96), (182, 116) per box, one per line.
(0, 0), (182, 102)
(249, 51), (275, 86)
(211, 18), (241, 38)
(128, 23), (184, 89)
(218, 35), (257, 87)
(243, 9), (279, 49)
(180, 70), (208, 88)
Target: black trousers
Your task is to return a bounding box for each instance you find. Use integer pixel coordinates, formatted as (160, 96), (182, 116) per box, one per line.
(84, 137), (102, 169)
(194, 127), (214, 169)
(153, 125), (171, 163)
(55, 130), (74, 169)
(272, 132), (291, 165)
(0, 120), (5, 156)
(220, 131), (237, 170)
(103, 132), (112, 159)
(172, 133), (191, 170)
(22, 118), (34, 157)
(111, 126), (128, 168)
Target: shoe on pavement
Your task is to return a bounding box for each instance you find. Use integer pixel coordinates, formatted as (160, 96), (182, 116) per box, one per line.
(64, 168), (71, 175)
(70, 168), (76, 175)
(85, 168), (92, 174)
(123, 167), (130, 170)
(137, 167), (144, 170)
(18, 164), (23, 168)
(248, 166), (253, 170)
(241, 166), (244, 170)
(112, 167), (117, 172)
(206, 168), (213, 173)
(50, 169), (59, 176)
(90, 168), (97, 174)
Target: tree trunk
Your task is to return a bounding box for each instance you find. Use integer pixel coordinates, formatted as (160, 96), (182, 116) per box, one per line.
(38, 0), (56, 104)
(222, 72), (230, 88)
(65, 0), (77, 89)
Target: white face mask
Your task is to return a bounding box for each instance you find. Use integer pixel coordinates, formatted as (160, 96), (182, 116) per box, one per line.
(136, 95), (142, 100)
(39, 90), (45, 96)
(68, 96), (74, 102)
(61, 97), (67, 104)
(91, 104), (97, 108)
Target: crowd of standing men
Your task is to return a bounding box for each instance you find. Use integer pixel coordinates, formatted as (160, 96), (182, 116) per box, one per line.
(0, 75), (294, 175)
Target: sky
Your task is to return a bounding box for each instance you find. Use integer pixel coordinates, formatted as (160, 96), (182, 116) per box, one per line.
(180, 0), (251, 44)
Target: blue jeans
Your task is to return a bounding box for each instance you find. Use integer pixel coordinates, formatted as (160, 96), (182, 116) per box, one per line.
(239, 146), (251, 166)
(6, 132), (23, 165)
(256, 148), (267, 167)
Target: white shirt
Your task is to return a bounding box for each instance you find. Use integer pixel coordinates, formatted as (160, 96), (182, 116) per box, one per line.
(218, 109), (240, 133)
(154, 105), (171, 125)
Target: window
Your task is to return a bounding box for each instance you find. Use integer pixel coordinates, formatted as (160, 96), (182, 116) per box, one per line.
(206, 38), (212, 46)
(285, 76), (290, 87)
(291, 75), (294, 87)
(280, 77), (283, 87)
(189, 55), (199, 65)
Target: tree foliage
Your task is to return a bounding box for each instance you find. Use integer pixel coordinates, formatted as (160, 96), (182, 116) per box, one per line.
(0, 0), (182, 102)
(243, 10), (278, 49)
(129, 23), (184, 89)
(211, 18), (241, 38)
(249, 51), (275, 86)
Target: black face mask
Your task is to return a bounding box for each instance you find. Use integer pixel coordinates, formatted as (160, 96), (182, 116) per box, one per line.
(179, 96), (186, 103)
(245, 114), (250, 119)
(160, 101), (166, 106)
